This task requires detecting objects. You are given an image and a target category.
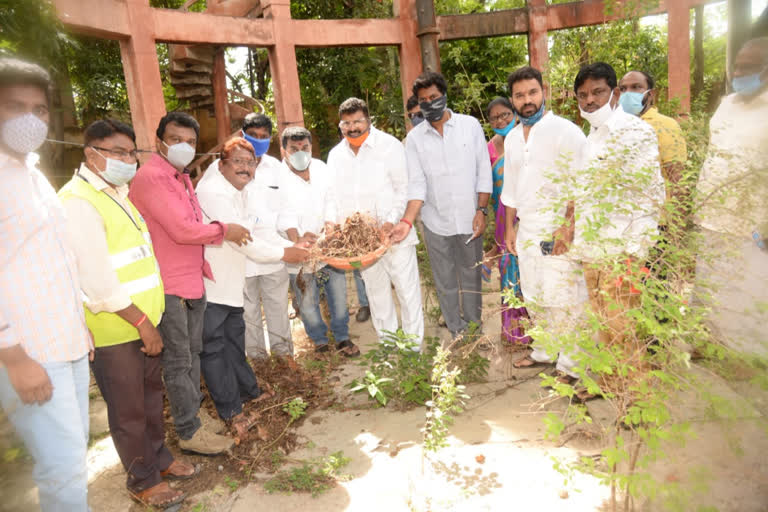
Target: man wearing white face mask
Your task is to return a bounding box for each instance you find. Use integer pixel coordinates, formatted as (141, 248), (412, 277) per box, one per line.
(59, 119), (193, 507)
(572, 62), (664, 363)
(0, 57), (92, 512)
(130, 112), (247, 455)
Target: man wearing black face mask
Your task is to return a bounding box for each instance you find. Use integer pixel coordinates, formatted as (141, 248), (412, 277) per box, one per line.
(393, 71), (492, 340)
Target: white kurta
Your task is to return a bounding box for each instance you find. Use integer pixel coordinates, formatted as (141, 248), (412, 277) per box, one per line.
(573, 106), (665, 260)
(501, 111), (588, 309)
(327, 127), (424, 343)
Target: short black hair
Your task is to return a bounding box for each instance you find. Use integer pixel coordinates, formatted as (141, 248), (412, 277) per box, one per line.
(486, 97), (514, 117)
(639, 71), (655, 90)
(339, 97), (369, 118)
(412, 71), (448, 97)
(507, 66), (544, 93)
(0, 57), (51, 104)
(156, 111), (200, 140)
(242, 113), (272, 134)
(281, 126), (312, 148)
(406, 95), (419, 111)
(574, 62), (617, 93)
(84, 119), (136, 146)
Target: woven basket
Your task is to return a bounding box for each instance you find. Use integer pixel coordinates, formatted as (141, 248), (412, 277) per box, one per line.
(321, 242), (389, 270)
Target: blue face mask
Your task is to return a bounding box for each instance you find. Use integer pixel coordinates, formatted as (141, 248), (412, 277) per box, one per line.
(519, 100), (546, 126)
(492, 120), (515, 137)
(732, 68), (766, 96)
(618, 90), (648, 116)
(242, 131), (271, 156)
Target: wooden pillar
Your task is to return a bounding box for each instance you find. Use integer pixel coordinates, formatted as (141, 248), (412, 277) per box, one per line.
(728, 0), (753, 73)
(119, 0), (166, 153)
(693, 5), (705, 98)
(212, 47), (231, 144)
(415, 0), (440, 73)
(262, 0), (304, 133)
(396, 0), (424, 107)
(667, 2), (691, 111)
(527, 0), (548, 72)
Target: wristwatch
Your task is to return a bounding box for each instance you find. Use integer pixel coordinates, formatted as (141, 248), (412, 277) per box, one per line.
(476, 206), (488, 215)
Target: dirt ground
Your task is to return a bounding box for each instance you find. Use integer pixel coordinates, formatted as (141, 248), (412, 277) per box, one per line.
(2, 271), (768, 512)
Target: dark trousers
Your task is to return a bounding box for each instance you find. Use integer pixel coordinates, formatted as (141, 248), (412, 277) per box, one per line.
(91, 340), (174, 493)
(201, 302), (261, 420)
(158, 294), (205, 440)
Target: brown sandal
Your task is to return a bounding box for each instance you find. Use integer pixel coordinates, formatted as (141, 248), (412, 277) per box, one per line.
(513, 354), (551, 369)
(160, 459), (199, 480)
(231, 411), (260, 438)
(336, 340), (360, 358)
(132, 481), (186, 508)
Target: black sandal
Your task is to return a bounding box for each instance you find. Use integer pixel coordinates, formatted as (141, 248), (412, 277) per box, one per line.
(336, 340), (360, 358)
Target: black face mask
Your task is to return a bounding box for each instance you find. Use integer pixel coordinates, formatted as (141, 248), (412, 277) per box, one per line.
(419, 95), (448, 122)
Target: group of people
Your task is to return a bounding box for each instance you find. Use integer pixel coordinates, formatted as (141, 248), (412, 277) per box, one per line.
(2, 35), (767, 511)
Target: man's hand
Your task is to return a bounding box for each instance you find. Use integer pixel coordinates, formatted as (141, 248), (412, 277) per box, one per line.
(298, 231), (318, 246)
(224, 223), (252, 246)
(282, 246), (309, 264)
(390, 220), (411, 243)
(551, 224), (574, 256)
(88, 329), (95, 362)
(472, 210), (487, 239)
(138, 322), (163, 356)
(380, 222), (394, 243)
(504, 225), (517, 256)
(6, 355), (52, 405)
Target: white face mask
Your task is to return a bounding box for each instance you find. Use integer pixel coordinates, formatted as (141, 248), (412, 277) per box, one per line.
(91, 148), (137, 187)
(162, 140), (196, 169)
(1, 113), (48, 155)
(579, 90), (615, 128)
(287, 150), (311, 171)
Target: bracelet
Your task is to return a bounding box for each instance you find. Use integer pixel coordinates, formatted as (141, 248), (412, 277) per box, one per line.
(400, 218), (413, 229)
(132, 314), (147, 328)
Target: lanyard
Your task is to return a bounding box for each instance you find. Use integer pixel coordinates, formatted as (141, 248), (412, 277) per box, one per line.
(76, 173), (142, 233)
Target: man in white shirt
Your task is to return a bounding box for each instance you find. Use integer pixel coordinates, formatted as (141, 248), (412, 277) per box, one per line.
(278, 127), (358, 356)
(328, 97), (424, 346)
(500, 67), (589, 380)
(392, 71), (493, 339)
(239, 114), (297, 360)
(572, 62), (664, 358)
(694, 37), (768, 357)
(195, 138), (307, 433)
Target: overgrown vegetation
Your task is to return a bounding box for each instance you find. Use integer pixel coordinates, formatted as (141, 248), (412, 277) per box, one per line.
(264, 451), (351, 498)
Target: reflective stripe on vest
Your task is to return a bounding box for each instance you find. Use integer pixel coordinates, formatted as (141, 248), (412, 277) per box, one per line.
(111, 244), (153, 269)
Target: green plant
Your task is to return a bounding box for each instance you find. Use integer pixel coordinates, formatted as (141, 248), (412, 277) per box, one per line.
(223, 476), (239, 493)
(283, 397), (308, 422)
(350, 370), (393, 406)
(422, 347), (469, 453)
(264, 451), (351, 498)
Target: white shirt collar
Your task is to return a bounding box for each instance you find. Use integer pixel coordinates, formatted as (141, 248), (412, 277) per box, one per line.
(78, 163), (130, 199)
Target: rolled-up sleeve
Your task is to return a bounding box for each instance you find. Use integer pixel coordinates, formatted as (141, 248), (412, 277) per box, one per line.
(405, 134), (427, 202)
(62, 197), (132, 314)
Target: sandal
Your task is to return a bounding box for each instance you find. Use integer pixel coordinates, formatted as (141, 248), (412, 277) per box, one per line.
(513, 354), (552, 369)
(336, 340), (361, 358)
(230, 411), (260, 438)
(132, 481), (186, 508)
(315, 344), (330, 353)
(160, 459), (199, 480)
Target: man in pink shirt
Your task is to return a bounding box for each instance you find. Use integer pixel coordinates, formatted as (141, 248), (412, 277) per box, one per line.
(129, 112), (250, 454)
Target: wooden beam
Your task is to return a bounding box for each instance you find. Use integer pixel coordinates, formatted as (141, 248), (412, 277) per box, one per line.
(396, 0), (425, 105)
(52, 0), (130, 38)
(438, 9), (528, 40)
(291, 19), (404, 47)
(668, 1), (692, 111)
(152, 9), (274, 46)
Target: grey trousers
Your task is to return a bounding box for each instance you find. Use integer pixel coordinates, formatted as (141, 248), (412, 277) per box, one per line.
(422, 225), (483, 336)
(243, 269), (293, 358)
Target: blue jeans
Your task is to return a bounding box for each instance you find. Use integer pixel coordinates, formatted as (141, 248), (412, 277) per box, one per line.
(0, 355), (89, 511)
(353, 269), (369, 307)
(290, 266), (350, 346)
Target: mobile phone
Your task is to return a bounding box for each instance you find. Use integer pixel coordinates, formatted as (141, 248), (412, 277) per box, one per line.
(540, 240), (554, 256)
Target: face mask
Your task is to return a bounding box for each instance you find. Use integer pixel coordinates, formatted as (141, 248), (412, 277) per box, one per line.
(242, 131), (270, 156)
(519, 100), (546, 126)
(732, 68), (767, 96)
(92, 148), (137, 186)
(579, 90), (615, 128)
(1, 113), (48, 155)
(419, 95), (448, 122)
(288, 150), (311, 171)
(161, 140), (196, 169)
(492, 120), (515, 137)
(345, 130), (369, 147)
(618, 90), (648, 116)
(411, 114), (425, 127)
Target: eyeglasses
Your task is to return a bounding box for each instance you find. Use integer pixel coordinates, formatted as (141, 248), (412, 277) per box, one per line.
(90, 146), (139, 160)
(224, 158), (258, 169)
(489, 111), (514, 123)
(407, 112), (424, 120)
(338, 119), (368, 129)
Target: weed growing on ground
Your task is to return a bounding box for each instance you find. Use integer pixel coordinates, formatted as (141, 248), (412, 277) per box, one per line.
(423, 347), (469, 453)
(264, 451), (351, 497)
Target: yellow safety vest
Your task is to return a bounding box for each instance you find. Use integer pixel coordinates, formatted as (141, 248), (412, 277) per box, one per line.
(58, 174), (164, 347)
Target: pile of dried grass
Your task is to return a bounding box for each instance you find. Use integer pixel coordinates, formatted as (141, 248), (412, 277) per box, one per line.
(314, 212), (383, 259)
